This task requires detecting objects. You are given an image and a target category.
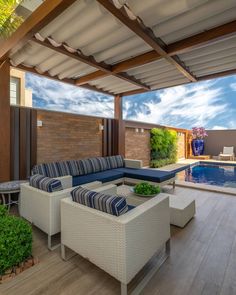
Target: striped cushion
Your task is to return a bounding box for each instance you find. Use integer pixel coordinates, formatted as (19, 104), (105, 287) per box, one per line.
(29, 174), (63, 192)
(31, 162), (61, 177)
(95, 157), (111, 171)
(67, 160), (81, 176)
(71, 186), (128, 216)
(107, 155), (124, 169)
(77, 159), (94, 175)
(77, 157), (110, 175)
(56, 161), (70, 176)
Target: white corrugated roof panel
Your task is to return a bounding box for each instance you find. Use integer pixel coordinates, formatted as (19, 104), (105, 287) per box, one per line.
(129, 0), (236, 43)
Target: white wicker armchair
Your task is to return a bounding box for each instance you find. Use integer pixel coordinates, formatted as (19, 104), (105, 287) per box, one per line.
(20, 177), (115, 250)
(61, 194), (170, 295)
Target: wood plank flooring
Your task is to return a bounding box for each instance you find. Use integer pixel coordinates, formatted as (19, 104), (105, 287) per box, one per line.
(1, 187), (236, 295)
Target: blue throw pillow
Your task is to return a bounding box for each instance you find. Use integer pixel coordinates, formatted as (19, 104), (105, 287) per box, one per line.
(29, 174), (63, 193)
(71, 186), (128, 216)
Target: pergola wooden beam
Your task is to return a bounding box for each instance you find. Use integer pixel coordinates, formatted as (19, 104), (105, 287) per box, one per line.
(76, 51), (161, 85)
(77, 19), (236, 85)
(32, 37), (150, 91)
(97, 0), (196, 82)
(15, 64), (114, 96)
(0, 0), (78, 62)
(167, 20), (236, 55)
(198, 68), (236, 81)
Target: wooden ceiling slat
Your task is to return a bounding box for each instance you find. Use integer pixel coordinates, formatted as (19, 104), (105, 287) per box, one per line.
(96, 0), (196, 82)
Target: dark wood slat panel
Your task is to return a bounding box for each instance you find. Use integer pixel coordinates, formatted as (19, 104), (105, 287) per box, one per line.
(31, 109), (37, 169)
(102, 118), (108, 157)
(19, 108), (27, 180)
(0, 60), (10, 181)
(10, 107), (16, 180)
(26, 109), (31, 178)
(108, 119), (112, 156)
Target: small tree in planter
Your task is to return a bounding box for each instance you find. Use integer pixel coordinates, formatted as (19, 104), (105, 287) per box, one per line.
(191, 127), (208, 156)
(0, 205), (32, 277)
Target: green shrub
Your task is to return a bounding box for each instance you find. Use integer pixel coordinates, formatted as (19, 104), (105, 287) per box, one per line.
(0, 205), (32, 275)
(134, 182), (160, 195)
(150, 128), (177, 168)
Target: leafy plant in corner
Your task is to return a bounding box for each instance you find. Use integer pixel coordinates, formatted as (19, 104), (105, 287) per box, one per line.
(150, 128), (178, 168)
(0, 205), (32, 275)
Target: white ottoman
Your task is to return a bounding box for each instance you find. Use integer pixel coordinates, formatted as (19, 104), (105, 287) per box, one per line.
(169, 195), (196, 228)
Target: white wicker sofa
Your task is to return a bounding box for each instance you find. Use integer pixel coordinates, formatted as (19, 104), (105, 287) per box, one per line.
(20, 179), (116, 250)
(61, 193), (170, 295)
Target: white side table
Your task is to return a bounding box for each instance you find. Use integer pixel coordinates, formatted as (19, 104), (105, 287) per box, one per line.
(0, 180), (27, 210)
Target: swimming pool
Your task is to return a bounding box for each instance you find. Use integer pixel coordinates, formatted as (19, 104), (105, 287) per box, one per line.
(177, 162), (236, 188)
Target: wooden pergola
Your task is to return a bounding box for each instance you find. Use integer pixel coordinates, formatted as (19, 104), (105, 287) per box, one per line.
(0, 0), (236, 180)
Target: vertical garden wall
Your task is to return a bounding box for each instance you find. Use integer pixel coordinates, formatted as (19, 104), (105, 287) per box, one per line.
(150, 128), (178, 168)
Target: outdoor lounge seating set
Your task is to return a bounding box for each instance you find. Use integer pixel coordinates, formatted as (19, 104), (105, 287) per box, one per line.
(30, 155), (176, 187)
(19, 155), (186, 295)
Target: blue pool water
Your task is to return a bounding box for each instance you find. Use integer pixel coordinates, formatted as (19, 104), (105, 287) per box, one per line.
(177, 163), (236, 188)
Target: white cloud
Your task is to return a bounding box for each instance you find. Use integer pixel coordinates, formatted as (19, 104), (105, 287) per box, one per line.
(26, 73), (114, 118)
(230, 83), (236, 91)
(211, 126), (227, 130)
(124, 80), (229, 128)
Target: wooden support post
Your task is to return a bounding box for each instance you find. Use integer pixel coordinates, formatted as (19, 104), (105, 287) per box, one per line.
(0, 60), (10, 181)
(114, 95), (125, 156)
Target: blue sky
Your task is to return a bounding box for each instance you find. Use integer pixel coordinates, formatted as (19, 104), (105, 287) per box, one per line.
(26, 73), (236, 130)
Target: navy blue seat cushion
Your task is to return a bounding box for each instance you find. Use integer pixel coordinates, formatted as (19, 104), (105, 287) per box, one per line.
(71, 186), (128, 216)
(73, 170), (124, 186)
(116, 168), (175, 183)
(127, 204), (135, 212)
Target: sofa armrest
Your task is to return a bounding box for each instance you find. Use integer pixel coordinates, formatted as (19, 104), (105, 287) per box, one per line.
(20, 183), (75, 235)
(119, 194), (170, 282)
(61, 193), (170, 284)
(124, 158), (143, 169)
(55, 175), (72, 189)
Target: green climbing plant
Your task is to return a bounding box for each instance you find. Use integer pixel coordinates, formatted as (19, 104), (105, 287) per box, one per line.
(150, 128), (178, 168)
(0, 0), (24, 39)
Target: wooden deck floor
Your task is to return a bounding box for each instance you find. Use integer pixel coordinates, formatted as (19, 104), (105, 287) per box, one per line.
(1, 187), (236, 295)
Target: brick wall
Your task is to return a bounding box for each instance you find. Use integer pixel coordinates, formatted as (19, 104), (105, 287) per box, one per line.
(37, 110), (103, 164)
(125, 128), (150, 166)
